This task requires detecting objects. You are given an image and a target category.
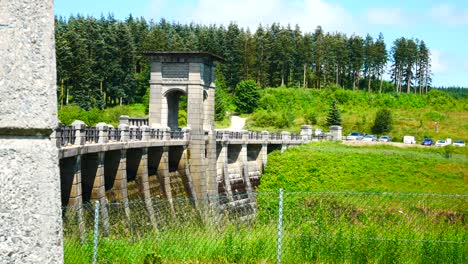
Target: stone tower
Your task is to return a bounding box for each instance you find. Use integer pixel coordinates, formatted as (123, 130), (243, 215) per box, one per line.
(145, 52), (224, 204)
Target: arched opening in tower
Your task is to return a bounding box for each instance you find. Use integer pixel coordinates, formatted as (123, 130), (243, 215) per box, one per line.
(166, 89), (187, 130)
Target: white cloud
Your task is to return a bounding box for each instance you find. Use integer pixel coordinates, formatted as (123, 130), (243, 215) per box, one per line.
(365, 8), (407, 26)
(148, 0), (360, 34)
(429, 4), (468, 26)
(431, 49), (447, 74)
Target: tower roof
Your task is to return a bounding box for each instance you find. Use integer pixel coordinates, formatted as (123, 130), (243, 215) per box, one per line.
(143, 51), (225, 62)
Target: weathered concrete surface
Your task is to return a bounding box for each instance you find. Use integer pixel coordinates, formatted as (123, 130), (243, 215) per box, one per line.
(0, 0), (63, 263)
(0, 0), (57, 129)
(0, 139), (63, 263)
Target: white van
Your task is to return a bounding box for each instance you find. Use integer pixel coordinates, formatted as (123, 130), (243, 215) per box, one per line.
(403, 136), (416, 144)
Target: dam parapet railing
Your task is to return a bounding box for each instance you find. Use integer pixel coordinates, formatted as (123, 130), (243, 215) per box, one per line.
(54, 118), (342, 151)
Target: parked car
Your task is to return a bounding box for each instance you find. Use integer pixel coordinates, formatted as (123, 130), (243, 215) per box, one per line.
(435, 139), (448, 147)
(403, 136), (416, 144)
(453, 140), (465, 147)
(421, 138), (434, 146)
(314, 128), (325, 136)
(379, 135), (392, 142)
(362, 135), (377, 142)
(347, 132), (364, 141)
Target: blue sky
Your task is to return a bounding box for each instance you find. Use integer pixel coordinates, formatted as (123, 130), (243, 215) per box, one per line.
(55, 0), (468, 87)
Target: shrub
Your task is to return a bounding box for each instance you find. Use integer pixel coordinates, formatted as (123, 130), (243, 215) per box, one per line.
(333, 88), (351, 104)
(442, 145), (454, 159)
(84, 108), (105, 126)
(325, 100), (342, 126)
(104, 105), (131, 126)
(215, 87), (228, 121)
(304, 112), (317, 125)
(234, 80), (260, 114)
(326, 83), (342, 92)
(427, 90), (455, 110)
(250, 110), (294, 129)
(58, 105), (83, 125)
(424, 111), (445, 122)
(258, 94), (279, 111)
(142, 87), (150, 114)
(371, 108), (393, 134)
(178, 109), (187, 127)
(58, 104), (144, 127)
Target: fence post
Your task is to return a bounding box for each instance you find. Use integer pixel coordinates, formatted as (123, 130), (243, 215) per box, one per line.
(72, 120), (86, 145)
(96, 122), (109, 144)
(118, 124), (129, 142)
(92, 201), (100, 264)
(277, 188), (284, 264)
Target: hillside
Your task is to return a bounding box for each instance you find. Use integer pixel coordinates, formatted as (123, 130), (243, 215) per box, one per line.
(245, 88), (468, 142)
(57, 87), (468, 144)
(258, 142), (467, 194)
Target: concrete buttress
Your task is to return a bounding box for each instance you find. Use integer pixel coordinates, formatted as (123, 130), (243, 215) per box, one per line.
(136, 148), (157, 228)
(111, 150), (131, 220)
(157, 146), (176, 216)
(91, 152), (109, 235)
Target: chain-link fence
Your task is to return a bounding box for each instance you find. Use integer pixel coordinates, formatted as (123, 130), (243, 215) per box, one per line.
(63, 191), (468, 263)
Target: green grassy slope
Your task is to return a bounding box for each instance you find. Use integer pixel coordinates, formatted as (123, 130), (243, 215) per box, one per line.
(259, 142), (467, 194)
(246, 88), (468, 142)
(58, 104), (147, 126)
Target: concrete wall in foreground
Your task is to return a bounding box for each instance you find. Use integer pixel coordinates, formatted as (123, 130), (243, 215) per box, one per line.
(0, 0), (63, 263)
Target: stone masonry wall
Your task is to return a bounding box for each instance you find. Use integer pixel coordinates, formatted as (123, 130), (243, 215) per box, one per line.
(0, 0), (63, 263)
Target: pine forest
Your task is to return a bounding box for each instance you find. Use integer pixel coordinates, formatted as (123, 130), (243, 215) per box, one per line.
(55, 15), (434, 110)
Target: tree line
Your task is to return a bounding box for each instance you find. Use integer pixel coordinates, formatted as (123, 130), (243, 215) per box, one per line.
(55, 15), (433, 110)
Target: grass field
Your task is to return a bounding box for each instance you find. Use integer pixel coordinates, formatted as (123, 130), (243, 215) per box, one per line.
(259, 142), (467, 193)
(64, 191), (467, 263)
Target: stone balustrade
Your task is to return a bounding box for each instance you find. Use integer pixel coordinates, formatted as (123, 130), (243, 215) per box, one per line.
(55, 121), (342, 149)
(55, 121), (188, 148)
(118, 115), (149, 127)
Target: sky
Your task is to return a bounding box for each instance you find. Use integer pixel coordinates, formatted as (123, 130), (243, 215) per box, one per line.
(55, 0), (468, 87)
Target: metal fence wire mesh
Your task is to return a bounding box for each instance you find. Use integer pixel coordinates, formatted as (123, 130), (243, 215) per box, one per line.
(63, 191), (467, 264)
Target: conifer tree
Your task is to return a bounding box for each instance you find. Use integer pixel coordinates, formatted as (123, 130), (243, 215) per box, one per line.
(372, 109), (393, 134)
(348, 35), (364, 90)
(391, 37), (407, 93)
(404, 39), (418, 93)
(417, 41), (431, 94)
(374, 33), (388, 93)
(312, 26), (325, 88)
(234, 80), (260, 114)
(326, 100), (342, 126)
(223, 23), (244, 90)
(363, 34), (374, 92)
(253, 25), (270, 87)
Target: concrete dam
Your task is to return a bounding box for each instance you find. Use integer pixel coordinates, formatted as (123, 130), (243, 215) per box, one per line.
(56, 52), (342, 235)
